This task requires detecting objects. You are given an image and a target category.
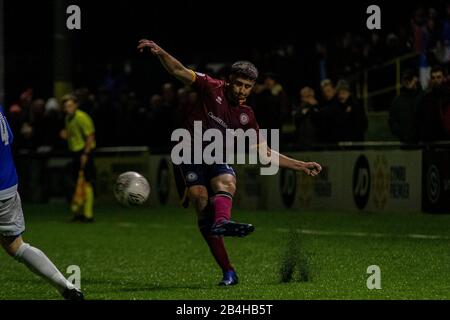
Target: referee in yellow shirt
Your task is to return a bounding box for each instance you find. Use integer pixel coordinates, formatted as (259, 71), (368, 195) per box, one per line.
(60, 94), (96, 222)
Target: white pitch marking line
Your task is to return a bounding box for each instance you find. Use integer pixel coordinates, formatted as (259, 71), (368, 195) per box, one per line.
(113, 223), (450, 240)
(276, 228), (450, 240)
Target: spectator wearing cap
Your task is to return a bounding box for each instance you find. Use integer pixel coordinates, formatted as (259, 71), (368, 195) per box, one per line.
(389, 70), (423, 143)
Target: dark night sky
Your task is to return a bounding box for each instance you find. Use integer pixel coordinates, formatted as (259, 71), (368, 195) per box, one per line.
(2, 0), (443, 103)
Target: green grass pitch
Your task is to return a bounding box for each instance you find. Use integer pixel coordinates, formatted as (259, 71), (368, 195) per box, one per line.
(1, 203), (449, 300)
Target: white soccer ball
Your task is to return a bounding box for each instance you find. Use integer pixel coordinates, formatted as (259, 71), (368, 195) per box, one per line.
(114, 171), (150, 206)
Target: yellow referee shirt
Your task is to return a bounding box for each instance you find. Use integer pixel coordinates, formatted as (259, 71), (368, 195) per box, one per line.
(65, 110), (96, 152)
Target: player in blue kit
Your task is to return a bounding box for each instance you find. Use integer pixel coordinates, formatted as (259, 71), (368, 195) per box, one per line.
(0, 105), (84, 300)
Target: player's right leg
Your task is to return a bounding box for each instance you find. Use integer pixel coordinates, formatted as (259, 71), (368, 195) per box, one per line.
(188, 185), (238, 286)
(173, 163), (237, 285)
(0, 193), (84, 300)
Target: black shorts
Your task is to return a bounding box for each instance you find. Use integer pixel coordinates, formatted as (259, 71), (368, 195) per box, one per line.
(72, 151), (96, 183)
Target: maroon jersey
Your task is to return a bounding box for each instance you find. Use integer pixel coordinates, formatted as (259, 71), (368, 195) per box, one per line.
(182, 72), (260, 136)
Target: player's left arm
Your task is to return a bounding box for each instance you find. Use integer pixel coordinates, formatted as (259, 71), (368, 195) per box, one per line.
(247, 110), (322, 177)
(266, 147), (322, 176)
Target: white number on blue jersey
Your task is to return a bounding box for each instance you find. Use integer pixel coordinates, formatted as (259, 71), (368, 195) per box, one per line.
(0, 112), (9, 146)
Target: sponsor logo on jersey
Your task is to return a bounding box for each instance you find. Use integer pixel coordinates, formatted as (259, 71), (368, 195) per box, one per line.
(207, 112), (229, 129)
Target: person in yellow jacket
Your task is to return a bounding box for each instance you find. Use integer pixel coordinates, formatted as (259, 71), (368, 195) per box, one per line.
(60, 94), (96, 222)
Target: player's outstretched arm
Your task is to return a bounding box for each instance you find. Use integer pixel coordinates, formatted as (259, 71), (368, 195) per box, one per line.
(137, 39), (195, 85)
(257, 144), (322, 176)
(277, 150), (322, 176)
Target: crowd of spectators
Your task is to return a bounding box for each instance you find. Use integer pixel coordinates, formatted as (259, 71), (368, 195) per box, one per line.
(389, 65), (450, 143)
(291, 79), (368, 149)
(5, 66), (449, 154)
(311, 5), (450, 84)
(4, 5), (450, 153)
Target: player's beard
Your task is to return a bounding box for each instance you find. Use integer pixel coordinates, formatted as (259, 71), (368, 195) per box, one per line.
(228, 91), (246, 106)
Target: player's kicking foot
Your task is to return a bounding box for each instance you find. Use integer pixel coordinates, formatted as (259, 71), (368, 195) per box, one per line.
(219, 270), (239, 286)
(211, 220), (254, 237)
(62, 288), (85, 301)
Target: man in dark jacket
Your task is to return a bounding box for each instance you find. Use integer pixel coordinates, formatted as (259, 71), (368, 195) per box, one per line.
(389, 70), (423, 143)
(332, 80), (368, 142)
(293, 86), (321, 149)
(418, 65), (450, 142)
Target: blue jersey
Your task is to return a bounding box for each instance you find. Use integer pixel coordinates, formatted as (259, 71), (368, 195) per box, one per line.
(0, 105), (18, 200)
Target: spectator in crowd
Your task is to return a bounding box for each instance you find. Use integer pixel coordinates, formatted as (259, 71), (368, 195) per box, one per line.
(159, 83), (178, 149)
(389, 70), (423, 143)
(92, 86), (116, 147)
(147, 93), (170, 150)
(442, 3), (450, 66)
(253, 73), (289, 131)
(418, 65), (450, 141)
(314, 79), (338, 144)
(6, 104), (24, 154)
(320, 78), (337, 105)
(176, 87), (189, 109)
(332, 80), (368, 142)
(162, 83), (177, 109)
(28, 99), (47, 148)
(41, 98), (65, 150)
(292, 86), (321, 149)
(74, 87), (96, 117)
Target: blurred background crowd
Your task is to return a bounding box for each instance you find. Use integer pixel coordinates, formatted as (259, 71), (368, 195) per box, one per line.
(3, 2), (450, 154)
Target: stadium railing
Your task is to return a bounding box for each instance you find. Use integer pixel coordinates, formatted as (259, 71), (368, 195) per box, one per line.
(351, 52), (420, 113)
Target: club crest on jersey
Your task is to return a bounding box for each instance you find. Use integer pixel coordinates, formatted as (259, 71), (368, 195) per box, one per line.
(239, 113), (249, 125)
(186, 171), (198, 182)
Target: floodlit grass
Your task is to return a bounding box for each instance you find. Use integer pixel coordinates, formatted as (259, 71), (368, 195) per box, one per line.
(1, 204), (449, 300)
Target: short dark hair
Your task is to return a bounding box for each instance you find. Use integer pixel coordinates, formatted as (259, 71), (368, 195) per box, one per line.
(431, 65), (447, 76)
(230, 61), (258, 81)
(401, 69), (417, 82)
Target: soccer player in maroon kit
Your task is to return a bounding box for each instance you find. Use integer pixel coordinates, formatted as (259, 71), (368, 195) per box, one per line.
(138, 39), (322, 286)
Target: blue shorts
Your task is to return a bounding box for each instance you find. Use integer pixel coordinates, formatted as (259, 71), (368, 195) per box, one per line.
(173, 163), (236, 207)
